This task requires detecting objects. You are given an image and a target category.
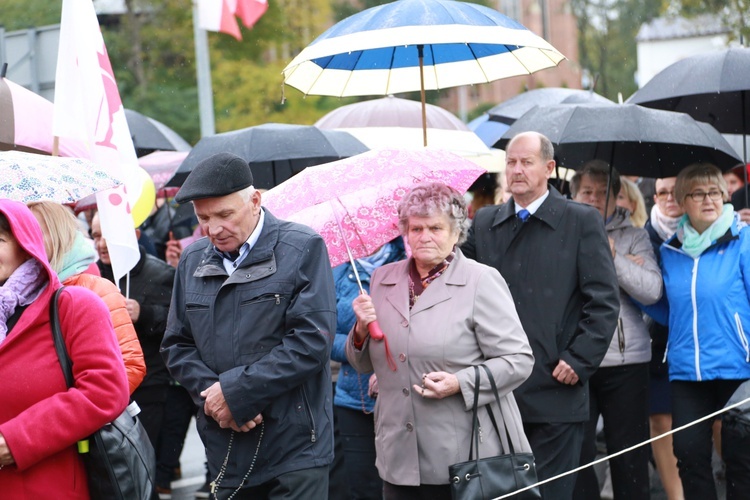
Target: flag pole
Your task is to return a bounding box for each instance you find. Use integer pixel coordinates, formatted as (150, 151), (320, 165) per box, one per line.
(193, 0), (216, 138)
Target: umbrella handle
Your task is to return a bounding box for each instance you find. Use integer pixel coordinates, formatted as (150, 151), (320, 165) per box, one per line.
(368, 320), (385, 340)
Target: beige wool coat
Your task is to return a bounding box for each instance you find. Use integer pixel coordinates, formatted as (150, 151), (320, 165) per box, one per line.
(346, 249), (534, 486)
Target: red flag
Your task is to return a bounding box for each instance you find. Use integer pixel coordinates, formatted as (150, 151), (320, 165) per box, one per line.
(235, 0), (268, 29)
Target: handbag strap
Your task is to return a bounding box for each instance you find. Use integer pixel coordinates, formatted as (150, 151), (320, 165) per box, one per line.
(49, 287), (75, 389)
(468, 365), (481, 461)
(480, 363), (516, 455)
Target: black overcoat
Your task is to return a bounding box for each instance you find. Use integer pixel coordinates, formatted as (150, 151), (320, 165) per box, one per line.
(462, 187), (620, 422)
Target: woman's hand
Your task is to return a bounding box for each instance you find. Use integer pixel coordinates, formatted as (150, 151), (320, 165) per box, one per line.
(352, 293), (377, 343)
(413, 371), (460, 399)
(0, 433), (15, 467)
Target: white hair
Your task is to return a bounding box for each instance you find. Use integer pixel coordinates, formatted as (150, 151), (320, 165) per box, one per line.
(237, 185), (256, 203)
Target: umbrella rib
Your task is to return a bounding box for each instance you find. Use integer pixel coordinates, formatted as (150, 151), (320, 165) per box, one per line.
(425, 45), (441, 90)
(385, 47), (397, 95)
(466, 43), (491, 84)
(341, 50), (368, 98)
(330, 198), (369, 258)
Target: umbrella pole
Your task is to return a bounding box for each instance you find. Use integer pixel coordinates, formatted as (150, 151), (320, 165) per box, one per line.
(418, 45), (427, 147)
(604, 157), (614, 223)
(331, 202), (390, 351)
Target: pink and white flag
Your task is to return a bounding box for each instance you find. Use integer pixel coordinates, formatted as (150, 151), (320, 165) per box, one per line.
(53, 0), (140, 285)
(235, 0), (268, 29)
(198, 0), (243, 40)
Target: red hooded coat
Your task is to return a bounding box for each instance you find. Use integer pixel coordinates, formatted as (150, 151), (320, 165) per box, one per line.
(0, 200), (128, 499)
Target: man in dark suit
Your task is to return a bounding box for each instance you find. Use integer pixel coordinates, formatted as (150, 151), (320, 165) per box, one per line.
(462, 131), (620, 500)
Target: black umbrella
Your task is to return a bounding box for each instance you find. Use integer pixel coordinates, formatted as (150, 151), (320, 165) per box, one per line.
(627, 48), (750, 135)
(167, 123), (370, 190)
(496, 103), (742, 178)
(627, 47), (750, 204)
(125, 109), (192, 157)
(487, 87), (614, 127)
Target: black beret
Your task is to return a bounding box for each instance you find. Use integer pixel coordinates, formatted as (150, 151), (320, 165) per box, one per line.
(175, 153), (254, 203)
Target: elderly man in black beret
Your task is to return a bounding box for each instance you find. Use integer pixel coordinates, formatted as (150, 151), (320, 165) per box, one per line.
(161, 153), (337, 499)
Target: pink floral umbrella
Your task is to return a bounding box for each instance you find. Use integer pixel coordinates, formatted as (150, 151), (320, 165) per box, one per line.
(263, 147), (485, 368)
(263, 147), (485, 268)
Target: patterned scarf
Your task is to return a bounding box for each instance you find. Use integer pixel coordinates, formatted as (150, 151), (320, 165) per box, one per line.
(0, 259), (47, 344)
(408, 250), (455, 309)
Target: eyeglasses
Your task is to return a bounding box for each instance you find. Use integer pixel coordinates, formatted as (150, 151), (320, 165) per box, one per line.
(655, 190), (675, 201)
(685, 190), (723, 202)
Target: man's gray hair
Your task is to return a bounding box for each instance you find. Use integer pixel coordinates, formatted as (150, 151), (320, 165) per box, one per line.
(237, 185), (256, 203)
(397, 182), (470, 245)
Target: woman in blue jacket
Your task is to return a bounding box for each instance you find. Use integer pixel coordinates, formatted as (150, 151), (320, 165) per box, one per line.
(331, 237), (406, 499)
(644, 163), (750, 500)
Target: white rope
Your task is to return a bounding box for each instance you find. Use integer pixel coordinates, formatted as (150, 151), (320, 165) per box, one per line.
(494, 394), (750, 500)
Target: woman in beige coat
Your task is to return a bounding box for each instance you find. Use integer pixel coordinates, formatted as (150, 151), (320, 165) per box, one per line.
(347, 182), (534, 500)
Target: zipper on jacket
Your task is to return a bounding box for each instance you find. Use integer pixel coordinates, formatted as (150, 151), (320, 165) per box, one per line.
(240, 293), (284, 306)
(690, 258), (702, 381)
(300, 386), (317, 443)
(735, 313), (750, 362)
(662, 341), (668, 364)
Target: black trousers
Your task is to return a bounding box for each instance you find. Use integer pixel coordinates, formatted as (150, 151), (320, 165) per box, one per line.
(523, 421), (585, 500)
(574, 363), (650, 500)
(383, 481), (451, 500)
(337, 406), (382, 499)
(132, 383), (169, 448)
(155, 383), (197, 488)
(671, 379), (750, 500)
(213, 465), (329, 500)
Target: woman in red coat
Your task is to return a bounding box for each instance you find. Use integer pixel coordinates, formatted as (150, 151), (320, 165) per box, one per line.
(0, 199), (129, 499)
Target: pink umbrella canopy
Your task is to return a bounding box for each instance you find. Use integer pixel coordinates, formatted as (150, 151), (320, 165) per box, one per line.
(138, 150), (189, 195)
(262, 147), (486, 267)
(0, 77), (89, 158)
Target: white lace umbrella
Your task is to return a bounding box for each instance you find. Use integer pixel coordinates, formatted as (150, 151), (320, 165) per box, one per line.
(0, 150), (122, 204)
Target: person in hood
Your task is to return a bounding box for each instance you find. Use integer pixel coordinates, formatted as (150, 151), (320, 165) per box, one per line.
(570, 161), (662, 499)
(27, 201), (145, 394)
(641, 163), (750, 500)
(0, 199), (128, 498)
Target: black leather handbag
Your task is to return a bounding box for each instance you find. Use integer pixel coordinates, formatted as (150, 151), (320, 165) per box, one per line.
(50, 287), (156, 500)
(449, 364), (540, 500)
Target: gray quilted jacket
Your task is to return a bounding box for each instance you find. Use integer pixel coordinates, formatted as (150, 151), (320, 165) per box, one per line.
(601, 207), (662, 367)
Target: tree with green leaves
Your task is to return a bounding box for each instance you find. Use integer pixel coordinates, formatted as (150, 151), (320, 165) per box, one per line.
(572, 0), (663, 100)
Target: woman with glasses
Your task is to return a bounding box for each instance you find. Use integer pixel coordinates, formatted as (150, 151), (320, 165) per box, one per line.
(642, 163), (750, 500)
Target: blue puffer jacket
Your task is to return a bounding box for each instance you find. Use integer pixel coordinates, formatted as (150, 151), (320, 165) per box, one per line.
(331, 238), (406, 412)
(643, 217), (750, 382)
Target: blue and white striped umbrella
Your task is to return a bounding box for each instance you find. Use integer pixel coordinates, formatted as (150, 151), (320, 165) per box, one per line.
(282, 0), (565, 98)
